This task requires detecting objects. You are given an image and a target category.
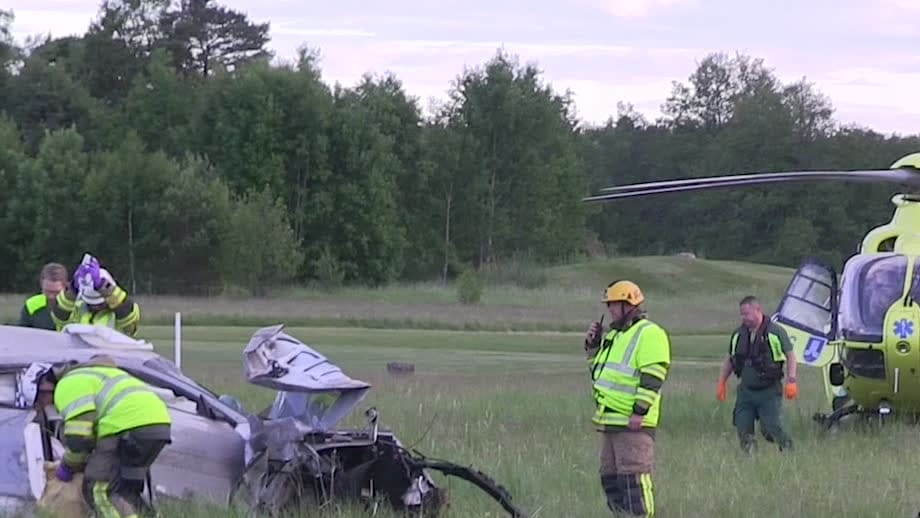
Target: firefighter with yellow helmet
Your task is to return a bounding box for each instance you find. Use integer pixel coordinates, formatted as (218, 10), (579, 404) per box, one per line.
(584, 280), (671, 517)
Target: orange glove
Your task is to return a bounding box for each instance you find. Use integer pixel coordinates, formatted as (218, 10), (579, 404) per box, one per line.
(785, 381), (798, 400)
(717, 378), (727, 401)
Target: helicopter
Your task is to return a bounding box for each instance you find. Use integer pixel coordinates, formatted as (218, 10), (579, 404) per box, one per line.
(583, 152), (920, 429)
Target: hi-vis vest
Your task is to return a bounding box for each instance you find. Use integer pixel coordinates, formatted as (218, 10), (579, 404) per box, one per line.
(73, 302), (117, 329)
(25, 294), (48, 316)
(53, 365), (171, 439)
(729, 324), (786, 382)
(590, 319), (670, 428)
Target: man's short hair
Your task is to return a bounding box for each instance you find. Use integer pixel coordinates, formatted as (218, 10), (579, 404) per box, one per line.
(739, 295), (760, 307)
(40, 263), (68, 283)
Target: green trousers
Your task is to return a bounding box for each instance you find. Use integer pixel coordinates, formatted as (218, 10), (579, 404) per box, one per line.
(732, 382), (792, 452)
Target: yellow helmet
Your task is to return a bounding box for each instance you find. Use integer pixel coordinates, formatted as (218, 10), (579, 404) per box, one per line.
(603, 280), (644, 305)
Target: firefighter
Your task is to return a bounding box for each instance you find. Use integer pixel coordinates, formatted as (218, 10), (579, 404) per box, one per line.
(584, 280), (671, 517)
(716, 295), (797, 453)
(51, 255), (141, 337)
(18, 262), (68, 330)
(27, 356), (172, 517)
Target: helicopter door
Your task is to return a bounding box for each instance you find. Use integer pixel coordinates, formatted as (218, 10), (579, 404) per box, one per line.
(772, 257), (838, 367)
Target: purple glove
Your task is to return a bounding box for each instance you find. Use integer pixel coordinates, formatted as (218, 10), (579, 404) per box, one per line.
(74, 259), (103, 291)
(55, 463), (73, 482)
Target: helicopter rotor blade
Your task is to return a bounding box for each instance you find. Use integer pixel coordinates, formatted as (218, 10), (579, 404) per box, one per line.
(584, 168), (920, 202)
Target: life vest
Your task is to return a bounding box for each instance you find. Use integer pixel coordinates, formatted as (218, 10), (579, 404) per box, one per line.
(730, 319), (786, 384)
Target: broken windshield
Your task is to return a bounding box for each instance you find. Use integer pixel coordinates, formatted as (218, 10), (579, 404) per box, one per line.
(838, 253), (908, 340)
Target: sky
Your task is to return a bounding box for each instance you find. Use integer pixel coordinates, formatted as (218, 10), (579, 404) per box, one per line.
(5, 0), (920, 136)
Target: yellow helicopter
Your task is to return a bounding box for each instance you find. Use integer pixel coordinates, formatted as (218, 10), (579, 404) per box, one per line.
(583, 152), (920, 429)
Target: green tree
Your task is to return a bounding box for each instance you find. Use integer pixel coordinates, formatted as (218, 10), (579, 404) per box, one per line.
(217, 187), (303, 295)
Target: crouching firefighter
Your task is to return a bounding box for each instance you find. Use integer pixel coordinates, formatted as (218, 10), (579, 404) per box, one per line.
(716, 295), (797, 453)
(28, 356), (172, 517)
(584, 280), (671, 517)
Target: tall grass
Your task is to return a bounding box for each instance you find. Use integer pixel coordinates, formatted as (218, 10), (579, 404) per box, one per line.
(0, 256), (796, 335)
(133, 329), (920, 518)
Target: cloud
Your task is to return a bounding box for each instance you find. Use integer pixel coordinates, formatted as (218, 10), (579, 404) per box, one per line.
(2, 0), (919, 135)
(7, 9), (92, 40)
(270, 26), (376, 38)
(365, 39), (702, 59)
(582, 0), (697, 17)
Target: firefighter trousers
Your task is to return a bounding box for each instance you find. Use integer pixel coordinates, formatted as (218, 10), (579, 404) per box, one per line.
(82, 424), (171, 518)
(732, 383), (793, 452)
(598, 429), (655, 517)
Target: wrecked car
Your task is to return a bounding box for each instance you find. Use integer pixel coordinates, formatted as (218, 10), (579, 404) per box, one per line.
(0, 323), (528, 517)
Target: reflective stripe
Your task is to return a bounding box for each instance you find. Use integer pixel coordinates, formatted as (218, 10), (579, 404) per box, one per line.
(64, 420), (94, 437)
(592, 321), (652, 394)
(61, 370), (155, 420)
(94, 374), (132, 413)
(61, 395), (95, 420)
(592, 411), (630, 426)
(601, 362), (638, 376)
(59, 369), (108, 419)
(93, 481), (122, 518)
(641, 364), (668, 379)
(641, 473), (654, 517)
(593, 378), (638, 395)
(92, 374), (156, 418)
(64, 450), (89, 466)
(635, 387), (658, 405)
(99, 386), (150, 416)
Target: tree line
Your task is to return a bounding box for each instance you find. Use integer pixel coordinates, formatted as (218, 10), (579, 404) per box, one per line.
(1, 1), (918, 295)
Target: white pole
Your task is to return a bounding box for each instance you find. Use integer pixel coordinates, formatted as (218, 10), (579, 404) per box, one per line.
(174, 312), (182, 370)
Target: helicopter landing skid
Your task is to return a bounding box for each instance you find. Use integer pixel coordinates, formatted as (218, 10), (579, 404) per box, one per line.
(813, 403), (895, 429)
(812, 404), (865, 429)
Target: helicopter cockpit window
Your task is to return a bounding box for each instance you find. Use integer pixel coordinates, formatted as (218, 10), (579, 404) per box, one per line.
(838, 254), (907, 341)
(779, 263), (835, 335)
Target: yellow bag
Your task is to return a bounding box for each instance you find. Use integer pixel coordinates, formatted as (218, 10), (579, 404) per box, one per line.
(36, 461), (91, 518)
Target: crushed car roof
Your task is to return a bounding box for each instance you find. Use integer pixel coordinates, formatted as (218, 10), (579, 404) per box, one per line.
(0, 324), (161, 366)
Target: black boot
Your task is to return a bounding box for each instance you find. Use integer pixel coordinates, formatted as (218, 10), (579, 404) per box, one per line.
(601, 474), (625, 514)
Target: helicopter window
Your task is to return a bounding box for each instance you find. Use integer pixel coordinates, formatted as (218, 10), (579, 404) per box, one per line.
(838, 254), (907, 341)
(775, 262), (834, 336)
(877, 237), (896, 252)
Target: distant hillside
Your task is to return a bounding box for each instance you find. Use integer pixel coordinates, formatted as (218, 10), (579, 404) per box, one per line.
(542, 255), (795, 301)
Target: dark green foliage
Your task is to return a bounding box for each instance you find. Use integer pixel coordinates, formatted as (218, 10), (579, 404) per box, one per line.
(0, 5), (918, 295)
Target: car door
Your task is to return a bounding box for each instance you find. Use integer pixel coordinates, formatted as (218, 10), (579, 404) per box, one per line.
(149, 402), (247, 506)
(129, 367), (249, 508)
(0, 407), (44, 508)
(771, 257), (838, 367)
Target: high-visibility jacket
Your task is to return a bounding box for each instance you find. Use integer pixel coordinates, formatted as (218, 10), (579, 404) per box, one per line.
(51, 287), (141, 337)
(53, 365), (171, 468)
(18, 293), (56, 330)
(589, 318), (671, 428)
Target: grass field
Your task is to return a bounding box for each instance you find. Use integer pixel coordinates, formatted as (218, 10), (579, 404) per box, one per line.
(140, 325), (920, 518)
(13, 256), (920, 517)
(0, 256), (796, 334)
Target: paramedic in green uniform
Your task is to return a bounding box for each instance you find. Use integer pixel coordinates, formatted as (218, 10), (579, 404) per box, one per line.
(716, 295), (798, 452)
(17, 263), (69, 330)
